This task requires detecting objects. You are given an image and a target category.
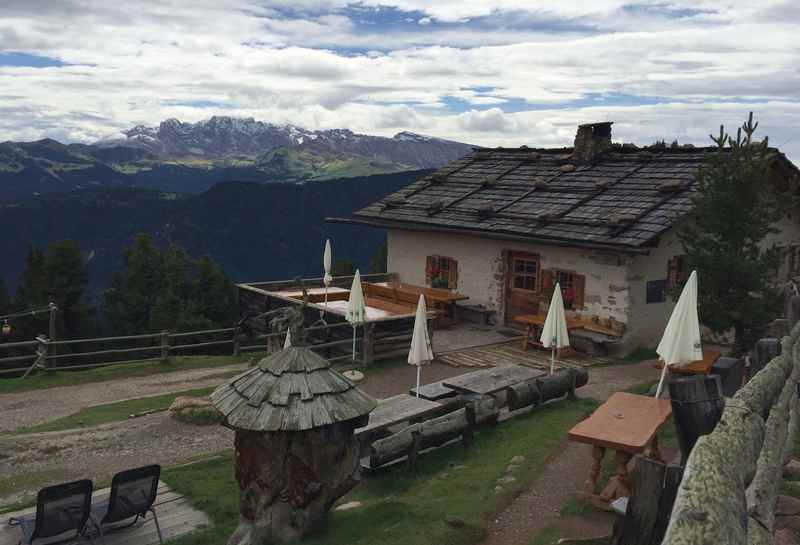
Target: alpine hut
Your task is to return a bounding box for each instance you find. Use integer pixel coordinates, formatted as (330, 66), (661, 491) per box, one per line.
(211, 346), (377, 545)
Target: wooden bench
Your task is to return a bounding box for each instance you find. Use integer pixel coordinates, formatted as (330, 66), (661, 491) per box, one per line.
(454, 303), (495, 325)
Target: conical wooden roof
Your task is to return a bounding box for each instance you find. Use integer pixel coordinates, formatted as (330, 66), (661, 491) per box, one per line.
(211, 347), (377, 431)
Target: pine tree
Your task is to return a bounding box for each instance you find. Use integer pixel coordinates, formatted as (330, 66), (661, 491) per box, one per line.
(12, 246), (49, 338)
(370, 240), (388, 274)
(0, 277), (10, 316)
(194, 256), (236, 326)
(678, 113), (785, 354)
(104, 234), (163, 334)
(44, 240), (92, 339)
(148, 244), (192, 332)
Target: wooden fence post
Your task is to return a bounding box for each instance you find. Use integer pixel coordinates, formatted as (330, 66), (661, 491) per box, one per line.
(232, 326), (241, 357)
(160, 330), (171, 363)
(407, 429), (423, 472)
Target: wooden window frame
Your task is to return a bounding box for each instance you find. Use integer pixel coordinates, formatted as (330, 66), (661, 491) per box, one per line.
(551, 269), (586, 310)
(667, 256), (687, 289)
(426, 255), (458, 290)
(509, 253), (541, 293)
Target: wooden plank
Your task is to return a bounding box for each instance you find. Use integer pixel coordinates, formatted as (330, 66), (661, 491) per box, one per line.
(355, 394), (441, 437)
(409, 381), (458, 401)
(443, 365), (545, 395)
(0, 482), (209, 545)
(568, 392), (672, 452)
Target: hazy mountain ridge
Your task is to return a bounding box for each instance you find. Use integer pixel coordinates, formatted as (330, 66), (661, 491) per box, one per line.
(0, 170), (432, 295)
(0, 116), (471, 200)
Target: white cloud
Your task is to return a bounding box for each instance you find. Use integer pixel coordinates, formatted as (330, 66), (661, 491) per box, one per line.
(0, 0), (797, 162)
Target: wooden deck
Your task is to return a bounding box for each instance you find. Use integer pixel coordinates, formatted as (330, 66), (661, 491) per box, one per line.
(436, 341), (615, 369)
(0, 481), (210, 545)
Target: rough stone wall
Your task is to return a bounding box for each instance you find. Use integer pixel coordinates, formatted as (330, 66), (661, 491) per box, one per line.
(386, 229), (631, 325)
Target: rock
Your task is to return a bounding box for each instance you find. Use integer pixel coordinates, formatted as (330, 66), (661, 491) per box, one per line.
(497, 475), (517, 484)
(342, 370), (365, 383)
(494, 486), (503, 494)
(169, 396), (224, 425)
(452, 465), (468, 471)
(510, 455), (526, 465)
(506, 464), (521, 473)
(776, 528), (800, 545)
(784, 460), (800, 481)
(444, 516), (467, 529)
(777, 495), (800, 517)
(334, 501), (362, 512)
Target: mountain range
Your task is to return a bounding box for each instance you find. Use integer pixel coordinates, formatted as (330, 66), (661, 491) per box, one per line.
(0, 116), (472, 200)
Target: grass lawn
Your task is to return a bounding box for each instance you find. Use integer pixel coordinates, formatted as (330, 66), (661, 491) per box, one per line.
(0, 354), (257, 395)
(12, 386), (224, 434)
(162, 397), (599, 545)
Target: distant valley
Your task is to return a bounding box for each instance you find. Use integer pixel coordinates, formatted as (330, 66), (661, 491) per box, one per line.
(0, 116), (471, 200)
(0, 170), (431, 295)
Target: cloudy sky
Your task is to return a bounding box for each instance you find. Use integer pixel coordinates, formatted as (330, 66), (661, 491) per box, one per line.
(1, 0), (798, 158)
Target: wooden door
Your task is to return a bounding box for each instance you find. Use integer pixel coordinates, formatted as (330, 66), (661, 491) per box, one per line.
(504, 250), (546, 326)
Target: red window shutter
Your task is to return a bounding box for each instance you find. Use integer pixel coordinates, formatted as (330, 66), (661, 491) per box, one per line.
(540, 269), (553, 294)
(574, 274), (586, 310)
(425, 255), (434, 285)
(448, 259), (458, 289)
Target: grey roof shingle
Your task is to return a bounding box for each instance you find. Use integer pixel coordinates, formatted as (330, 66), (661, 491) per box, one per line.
(345, 145), (797, 251)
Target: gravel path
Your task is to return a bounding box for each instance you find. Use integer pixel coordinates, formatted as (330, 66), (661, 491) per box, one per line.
(482, 359), (663, 545)
(0, 364), (249, 433)
(0, 360), (473, 507)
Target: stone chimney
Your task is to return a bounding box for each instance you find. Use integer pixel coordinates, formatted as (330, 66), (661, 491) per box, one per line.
(573, 121), (613, 163)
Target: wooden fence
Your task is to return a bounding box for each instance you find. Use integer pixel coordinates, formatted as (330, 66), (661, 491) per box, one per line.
(0, 321), (366, 377)
(661, 323), (800, 544)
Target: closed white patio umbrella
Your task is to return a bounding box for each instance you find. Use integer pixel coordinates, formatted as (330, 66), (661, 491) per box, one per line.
(283, 327), (292, 349)
(408, 294), (434, 397)
(540, 282), (570, 376)
(346, 270), (366, 361)
(322, 239), (333, 317)
(655, 270), (702, 398)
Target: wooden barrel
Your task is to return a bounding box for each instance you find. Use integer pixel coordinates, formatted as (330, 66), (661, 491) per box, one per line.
(667, 375), (724, 463)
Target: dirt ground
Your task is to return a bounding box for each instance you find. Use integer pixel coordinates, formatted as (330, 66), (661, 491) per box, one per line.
(0, 349), (663, 544)
(482, 360), (665, 545)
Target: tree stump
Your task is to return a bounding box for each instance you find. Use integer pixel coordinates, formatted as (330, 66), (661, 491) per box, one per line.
(230, 422), (365, 545)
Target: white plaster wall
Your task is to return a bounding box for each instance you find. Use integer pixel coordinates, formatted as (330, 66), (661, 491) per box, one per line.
(386, 229), (632, 324)
(625, 214), (800, 349)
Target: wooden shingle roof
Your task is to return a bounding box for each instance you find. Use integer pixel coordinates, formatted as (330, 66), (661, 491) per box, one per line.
(211, 347), (377, 431)
(336, 145), (798, 252)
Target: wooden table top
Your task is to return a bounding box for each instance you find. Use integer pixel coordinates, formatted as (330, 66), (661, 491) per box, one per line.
(275, 286), (350, 299)
(513, 314), (584, 330)
(443, 365), (545, 396)
(374, 281), (469, 303)
(568, 392), (672, 452)
(355, 394), (441, 437)
(656, 349), (722, 375)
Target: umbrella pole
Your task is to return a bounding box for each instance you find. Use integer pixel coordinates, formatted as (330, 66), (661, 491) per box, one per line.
(416, 366), (421, 398)
(322, 286), (328, 319)
(655, 365), (669, 398)
(550, 346), (555, 376)
(352, 325), (357, 361)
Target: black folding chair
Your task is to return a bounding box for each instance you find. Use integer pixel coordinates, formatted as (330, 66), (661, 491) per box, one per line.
(89, 465), (163, 544)
(8, 479), (94, 545)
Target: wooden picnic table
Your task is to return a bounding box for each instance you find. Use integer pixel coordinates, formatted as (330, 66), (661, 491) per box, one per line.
(443, 365), (545, 396)
(568, 392), (672, 507)
(355, 394), (442, 438)
(655, 349), (722, 375)
(376, 281), (469, 305)
(513, 314), (585, 352)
